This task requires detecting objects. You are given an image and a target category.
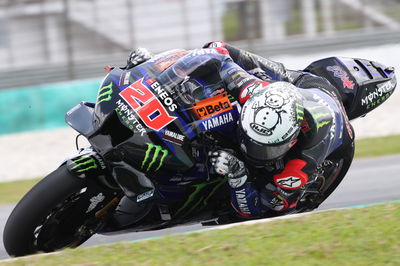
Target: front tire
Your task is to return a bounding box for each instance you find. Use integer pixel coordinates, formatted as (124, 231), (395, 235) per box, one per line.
(3, 165), (110, 257)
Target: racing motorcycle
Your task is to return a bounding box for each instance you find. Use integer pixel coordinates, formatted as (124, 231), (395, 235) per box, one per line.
(3, 49), (396, 257)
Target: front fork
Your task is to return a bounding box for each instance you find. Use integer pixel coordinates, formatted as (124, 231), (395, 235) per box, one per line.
(65, 147), (122, 226)
(66, 147), (157, 224)
(65, 147), (120, 190)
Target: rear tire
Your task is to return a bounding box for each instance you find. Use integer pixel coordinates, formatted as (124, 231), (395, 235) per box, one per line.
(3, 165), (98, 257)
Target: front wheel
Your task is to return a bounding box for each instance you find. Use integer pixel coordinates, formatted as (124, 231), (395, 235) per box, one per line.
(3, 165), (116, 257)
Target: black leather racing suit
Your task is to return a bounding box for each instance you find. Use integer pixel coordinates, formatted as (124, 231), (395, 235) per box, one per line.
(202, 41), (355, 216)
(127, 42), (355, 216)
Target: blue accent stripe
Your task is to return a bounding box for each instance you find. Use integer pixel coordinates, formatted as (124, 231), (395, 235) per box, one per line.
(177, 115), (196, 139)
(179, 105), (192, 122)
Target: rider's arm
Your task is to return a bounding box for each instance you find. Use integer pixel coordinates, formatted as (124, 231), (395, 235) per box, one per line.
(155, 47), (271, 104)
(209, 149), (267, 217)
(210, 149), (315, 217)
(204, 41), (301, 83)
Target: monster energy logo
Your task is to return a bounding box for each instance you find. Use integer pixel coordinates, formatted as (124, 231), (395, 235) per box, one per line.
(97, 82), (113, 103)
(316, 120), (331, 130)
(311, 112), (331, 130)
(175, 176), (228, 217)
(70, 156), (98, 173)
(306, 105), (332, 131)
(141, 143), (168, 172)
(296, 103), (304, 121)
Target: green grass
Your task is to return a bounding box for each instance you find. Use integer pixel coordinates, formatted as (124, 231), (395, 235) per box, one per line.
(222, 6), (241, 41)
(0, 178), (40, 204)
(355, 134), (400, 158)
(4, 202), (400, 265)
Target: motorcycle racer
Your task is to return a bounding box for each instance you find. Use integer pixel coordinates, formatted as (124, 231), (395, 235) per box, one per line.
(5, 40), (396, 257)
(126, 42), (355, 218)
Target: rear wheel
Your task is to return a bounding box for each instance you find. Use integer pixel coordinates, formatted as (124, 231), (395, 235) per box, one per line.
(3, 165), (115, 257)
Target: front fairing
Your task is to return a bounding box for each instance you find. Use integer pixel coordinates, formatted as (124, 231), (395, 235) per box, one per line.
(86, 50), (240, 175)
(88, 65), (196, 173)
(65, 101), (96, 137)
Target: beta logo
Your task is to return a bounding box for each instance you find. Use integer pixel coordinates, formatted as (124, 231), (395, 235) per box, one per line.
(192, 93), (232, 119)
(119, 78), (177, 131)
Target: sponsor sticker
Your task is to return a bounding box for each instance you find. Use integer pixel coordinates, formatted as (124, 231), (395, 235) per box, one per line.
(137, 189), (155, 202)
(361, 79), (395, 108)
(119, 78), (177, 131)
(326, 65), (355, 89)
(273, 159), (308, 190)
(119, 71), (131, 86)
(116, 99), (146, 136)
(235, 188), (251, 215)
(97, 82), (113, 103)
(274, 176), (302, 190)
(86, 193), (105, 213)
(163, 129), (185, 145)
(191, 93), (232, 120)
(141, 143), (169, 172)
(69, 155), (98, 173)
(152, 50), (189, 71)
(239, 81), (270, 104)
(199, 111), (234, 131)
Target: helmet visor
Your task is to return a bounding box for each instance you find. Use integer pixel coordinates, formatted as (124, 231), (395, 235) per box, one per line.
(240, 129), (298, 165)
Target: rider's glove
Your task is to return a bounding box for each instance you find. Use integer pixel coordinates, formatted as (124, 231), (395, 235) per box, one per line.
(126, 47), (152, 69)
(209, 150), (248, 188)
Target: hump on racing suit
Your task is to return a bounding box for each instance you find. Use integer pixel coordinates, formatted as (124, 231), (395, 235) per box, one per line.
(304, 57), (396, 120)
(201, 41), (360, 216)
(204, 41), (397, 121)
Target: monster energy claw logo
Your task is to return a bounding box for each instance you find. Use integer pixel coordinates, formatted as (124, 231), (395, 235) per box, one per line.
(296, 103), (304, 121)
(141, 144), (168, 172)
(316, 120), (331, 130)
(97, 82), (113, 103)
(70, 156), (98, 173)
